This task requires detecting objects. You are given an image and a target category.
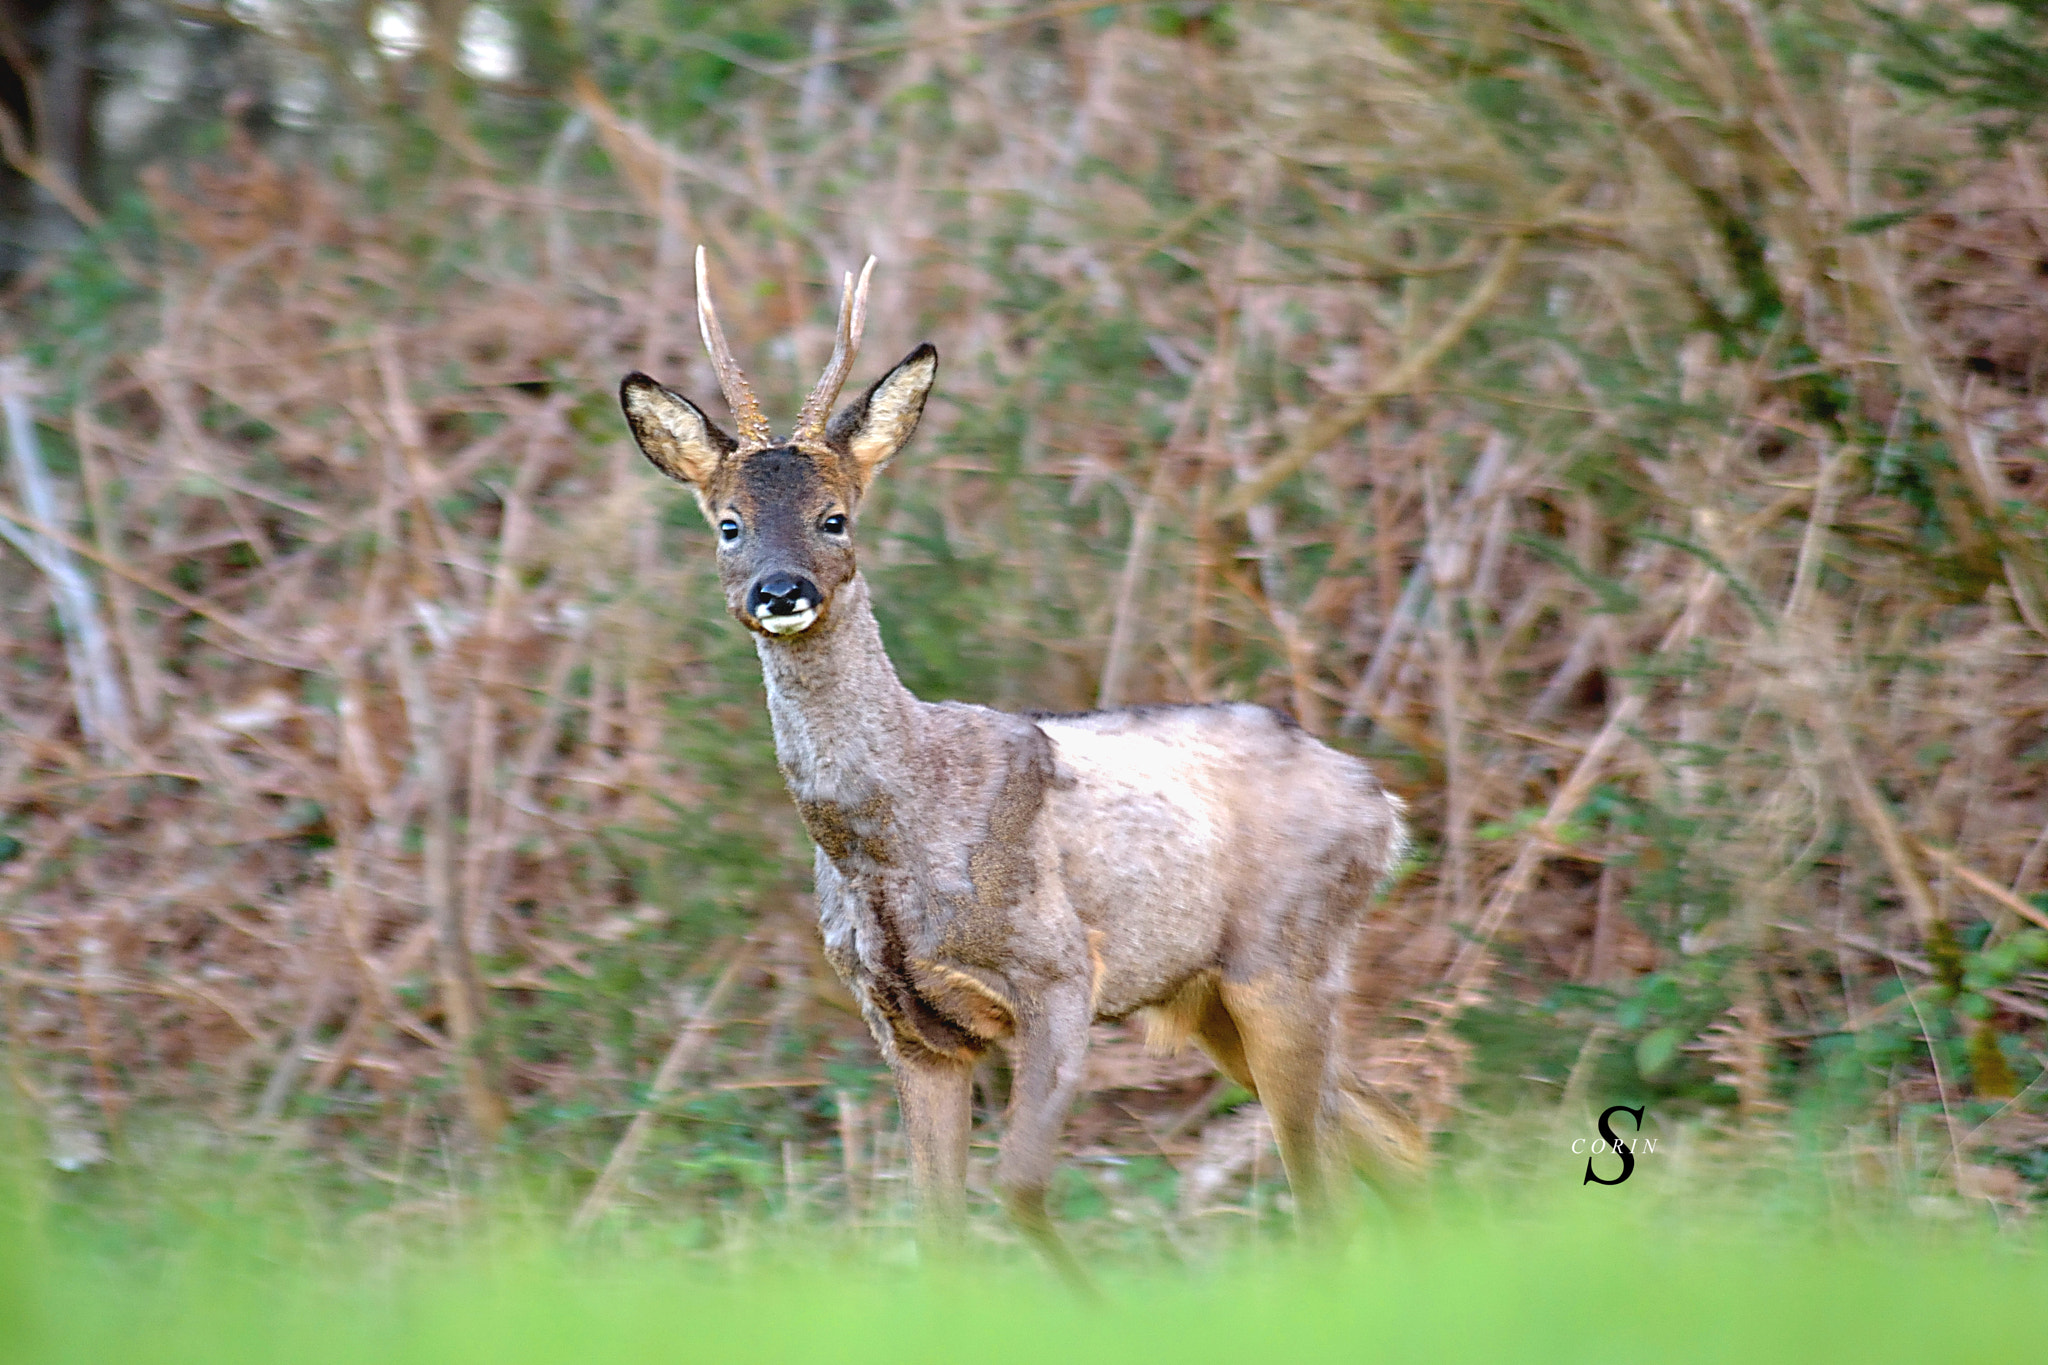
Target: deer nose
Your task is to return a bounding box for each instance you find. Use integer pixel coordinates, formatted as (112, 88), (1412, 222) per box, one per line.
(748, 572), (821, 632)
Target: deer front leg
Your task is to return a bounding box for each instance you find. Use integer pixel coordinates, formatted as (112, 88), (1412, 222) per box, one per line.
(996, 979), (1095, 1294)
(890, 1046), (973, 1247)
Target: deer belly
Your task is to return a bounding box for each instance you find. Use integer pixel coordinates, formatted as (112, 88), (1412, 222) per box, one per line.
(1039, 729), (1237, 1018)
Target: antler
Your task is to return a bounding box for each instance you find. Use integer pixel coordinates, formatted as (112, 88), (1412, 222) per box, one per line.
(791, 256), (876, 446)
(694, 246), (773, 450)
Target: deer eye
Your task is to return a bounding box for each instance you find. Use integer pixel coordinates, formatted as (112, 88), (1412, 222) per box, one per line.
(820, 513), (848, 536)
(718, 517), (741, 542)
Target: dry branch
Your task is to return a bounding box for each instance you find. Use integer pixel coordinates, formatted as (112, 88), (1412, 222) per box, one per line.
(570, 941), (756, 1234)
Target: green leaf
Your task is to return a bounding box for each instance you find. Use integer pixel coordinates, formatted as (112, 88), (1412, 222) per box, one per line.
(1512, 534), (1640, 614)
(1634, 531), (1772, 626)
(1845, 210), (1917, 235)
(1636, 1026), (1683, 1080)
(1476, 807), (1544, 841)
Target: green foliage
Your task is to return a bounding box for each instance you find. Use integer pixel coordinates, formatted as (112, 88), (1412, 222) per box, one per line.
(13, 1157), (2048, 1365)
(868, 503), (1037, 706)
(1869, 1), (2048, 143)
(630, 613), (799, 940)
(1511, 535), (1641, 615)
(16, 198), (155, 377)
(1587, 786), (1736, 951)
(593, 0), (811, 131)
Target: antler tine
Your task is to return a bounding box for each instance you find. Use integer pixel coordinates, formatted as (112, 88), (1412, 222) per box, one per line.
(694, 246), (773, 449)
(792, 255), (876, 445)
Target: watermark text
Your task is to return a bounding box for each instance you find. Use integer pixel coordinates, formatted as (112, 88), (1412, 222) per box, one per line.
(1582, 1104), (1650, 1186)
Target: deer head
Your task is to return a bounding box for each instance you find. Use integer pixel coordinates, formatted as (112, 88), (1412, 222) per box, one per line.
(620, 249), (937, 638)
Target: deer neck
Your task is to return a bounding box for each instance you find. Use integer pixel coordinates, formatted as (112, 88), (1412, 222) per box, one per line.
(755, 571), (919, 803)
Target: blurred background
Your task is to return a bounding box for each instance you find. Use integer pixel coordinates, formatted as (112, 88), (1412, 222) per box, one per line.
(0, 0), (2044, 1245)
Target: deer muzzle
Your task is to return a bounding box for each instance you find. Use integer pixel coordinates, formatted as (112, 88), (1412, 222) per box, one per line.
(748, 571), (821, 635)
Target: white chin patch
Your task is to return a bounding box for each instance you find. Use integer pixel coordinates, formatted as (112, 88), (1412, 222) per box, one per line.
(757, 605), (818, 635)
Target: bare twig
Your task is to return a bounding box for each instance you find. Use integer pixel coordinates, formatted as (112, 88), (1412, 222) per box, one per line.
(571, 941), (756, 1234)
(390, 623), (506, 1145)
(1217, 231), (1530, 519)
(1, 361), (131, 755)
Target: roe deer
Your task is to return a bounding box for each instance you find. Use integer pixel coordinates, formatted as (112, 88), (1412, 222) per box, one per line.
(619, 250), (1425, 1286)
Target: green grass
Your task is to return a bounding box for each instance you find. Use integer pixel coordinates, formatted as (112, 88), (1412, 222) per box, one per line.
(4, 1174), (2043, 1364)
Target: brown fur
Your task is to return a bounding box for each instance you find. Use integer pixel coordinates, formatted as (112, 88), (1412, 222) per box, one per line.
(1143, 970), (1221, 1056)
(620, 280), (1422, 1289)
(910, 960), (1017, 1041)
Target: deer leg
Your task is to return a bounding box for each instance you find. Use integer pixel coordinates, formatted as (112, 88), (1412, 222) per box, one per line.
(1327, 1073), (1430, 1212)
(1218, 976), (1340, 1238)
(1209, 982), (1427, 1221)
(1189, 992), (1258, 1094)
(891, 1046), (973, 1249)
(995, 981), (1095, 1294)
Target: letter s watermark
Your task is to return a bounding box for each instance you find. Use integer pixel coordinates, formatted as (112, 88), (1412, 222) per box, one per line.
(1583, 1105), (1645, 1186)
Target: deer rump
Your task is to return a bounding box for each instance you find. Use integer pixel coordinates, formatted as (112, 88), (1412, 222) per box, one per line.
(806, 699), (1407, 1066)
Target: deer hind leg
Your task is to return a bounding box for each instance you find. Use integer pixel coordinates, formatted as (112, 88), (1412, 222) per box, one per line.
(1202, 996), (1428, 1216)
(1217, 976), (1342, 1237)
(1199, 981), (1429, 1220)
(1178, 978), (1258, 1093)
(1326, 1072), (1430, 1213)
(995, 979), (1096, 1295)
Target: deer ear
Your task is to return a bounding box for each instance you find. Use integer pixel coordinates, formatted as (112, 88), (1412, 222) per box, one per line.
(827, 343), (937, 483)
(620, 372), (734, 489)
